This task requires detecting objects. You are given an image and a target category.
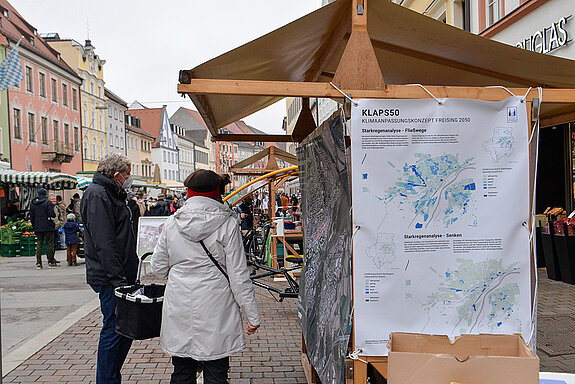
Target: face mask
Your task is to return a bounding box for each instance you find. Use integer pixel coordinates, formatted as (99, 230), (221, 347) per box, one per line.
(117, 173), (134, 189)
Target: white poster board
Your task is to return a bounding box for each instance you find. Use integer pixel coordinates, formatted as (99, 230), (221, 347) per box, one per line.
(137, 216), (168, 260)
(351, 97), (532, 356)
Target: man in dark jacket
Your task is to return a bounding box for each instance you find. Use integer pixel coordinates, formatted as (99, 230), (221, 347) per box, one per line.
(80, 153), (138, 384)
(30, 188), (57, 269)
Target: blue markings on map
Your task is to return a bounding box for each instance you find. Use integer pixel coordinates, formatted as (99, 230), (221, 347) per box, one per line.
(363, 173), (368, 179)
(384, 153), (477, 229)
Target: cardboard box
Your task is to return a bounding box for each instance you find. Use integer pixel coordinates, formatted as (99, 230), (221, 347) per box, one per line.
(388, 333), (539, 384)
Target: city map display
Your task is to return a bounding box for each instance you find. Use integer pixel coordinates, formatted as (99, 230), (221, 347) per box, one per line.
(351, 97), (533, 356)
(298, 114), (352, 383)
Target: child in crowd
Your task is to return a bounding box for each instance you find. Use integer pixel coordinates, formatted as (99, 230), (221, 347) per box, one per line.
(63, 213), (80, 266)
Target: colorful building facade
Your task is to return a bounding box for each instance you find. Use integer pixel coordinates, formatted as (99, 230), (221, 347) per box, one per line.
(45, 37), (107, 172)
(0, 3), (83, 174)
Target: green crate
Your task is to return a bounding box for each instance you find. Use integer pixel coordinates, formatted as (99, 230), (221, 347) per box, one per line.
(1, 226), (22, 244)
(1, 243), (20, 257)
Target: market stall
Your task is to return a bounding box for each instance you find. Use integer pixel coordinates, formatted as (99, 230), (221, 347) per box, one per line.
(177, 0), (575, 382)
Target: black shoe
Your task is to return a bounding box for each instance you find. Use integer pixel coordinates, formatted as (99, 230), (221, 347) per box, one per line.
(36, 263), (42, 269)
(72, 261), (78, 266)
(53, 259), (60, 264)
(67, 261), (72, 267)
(48, 262), (57, 268)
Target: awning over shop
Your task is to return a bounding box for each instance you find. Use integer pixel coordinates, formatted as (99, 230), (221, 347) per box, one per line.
(76, 177), (92, 190)
(0, 170), (77, 189)
(163, 180), (185, 190)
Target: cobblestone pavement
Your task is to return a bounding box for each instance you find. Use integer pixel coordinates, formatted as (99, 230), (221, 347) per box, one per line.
(537, 268), (575, 373)
(3, 268), (575, 382)
(3, 276), (306, 384)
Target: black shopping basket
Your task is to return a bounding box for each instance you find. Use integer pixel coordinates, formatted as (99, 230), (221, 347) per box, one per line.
(114, 252), (165, 340)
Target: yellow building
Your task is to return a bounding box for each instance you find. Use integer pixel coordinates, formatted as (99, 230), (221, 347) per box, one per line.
(46, 37), (107, 171)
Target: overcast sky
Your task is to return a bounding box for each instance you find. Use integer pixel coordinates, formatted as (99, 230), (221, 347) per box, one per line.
(11, 0), (322, 134)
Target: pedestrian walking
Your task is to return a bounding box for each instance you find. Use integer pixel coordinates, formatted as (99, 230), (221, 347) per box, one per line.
(30, 188), (58, 269)
(151, 169), (260, 384)
(63, 213), (80, 266)
(56, 195), (67, 248)
(80, 153), (138, 384)
(67, 193), (82, 222)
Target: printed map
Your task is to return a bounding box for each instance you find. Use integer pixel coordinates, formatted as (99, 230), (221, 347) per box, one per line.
(378, 153), (477, 229)
(483, 127), (514, 162)
(365, 233), (396, 268)
(411, 258), (521, 335)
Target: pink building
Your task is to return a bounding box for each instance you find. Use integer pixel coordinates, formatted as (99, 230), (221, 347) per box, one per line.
(0, 0), (83, 173)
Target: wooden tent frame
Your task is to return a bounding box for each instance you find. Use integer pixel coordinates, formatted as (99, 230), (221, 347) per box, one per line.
(178, 1), (575, 382)
(229, 147), (301, 268)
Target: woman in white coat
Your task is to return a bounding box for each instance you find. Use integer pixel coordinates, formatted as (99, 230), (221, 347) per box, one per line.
(151, 170), (261, 384)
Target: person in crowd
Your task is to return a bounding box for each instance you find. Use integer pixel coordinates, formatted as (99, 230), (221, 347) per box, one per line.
(30, 189), (58, 269)
(166, 195), (174, 215)
(80, 153), (138, 384)
(127, 191), (141, 236)
(56, 196), (67, 248)
(1, 198), (20, 225)
(261, 192), (269, 216)
(68, 193), (82, 222)
(157, 194), (169, 215)
(136, 192), (146, 217)
(280, 192), (290, 213)
(49, 194), (66, 250)
(238, 196), (254, 233)
(151, 169), (260, 384)
(148, 196), (167, 216)
(64, 213), (80, 267)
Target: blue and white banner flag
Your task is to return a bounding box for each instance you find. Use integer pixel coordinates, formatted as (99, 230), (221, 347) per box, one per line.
(0, 44), (24, 92)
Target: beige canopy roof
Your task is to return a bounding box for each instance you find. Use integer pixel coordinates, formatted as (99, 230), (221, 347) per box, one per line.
(179, 0), (575, 135)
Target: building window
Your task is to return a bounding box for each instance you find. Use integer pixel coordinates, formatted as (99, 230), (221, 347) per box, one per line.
(39, 73), (46, 98)
(41, 117), (48, 144)
(64, 123), (70, 145)
(13, 108), (21, 139)
(90, 82), (94, 95)
(98, 86), (102, 98)
(62, 84), (68, 106)
(84, 135), (88, 158)
(120, 137), (124, 150)
(74, 126), (79, 150)
(51, 78), (57, 102)
(92, 138), (97, 160)
(487, 0), (501, 27)
(27, 113), (35, 142)
(25, 66), (33, 93)
(164, 169), (167, 179)
(72, 88), (78, 110)
(53, 120), (59, 142)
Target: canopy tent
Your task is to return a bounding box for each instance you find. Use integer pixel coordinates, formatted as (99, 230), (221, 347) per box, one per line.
(0, 170), (77, 189)
(229, 146), (298, 176)
(178, 0), (575, 140)
(76, 177), (92, 190)
(0, 170), (78, 214)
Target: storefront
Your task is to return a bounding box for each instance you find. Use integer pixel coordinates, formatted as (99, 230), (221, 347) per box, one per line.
(485, 0), (575, 214)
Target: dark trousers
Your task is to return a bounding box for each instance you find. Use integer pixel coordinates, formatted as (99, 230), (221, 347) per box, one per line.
(35, 231), (55, 265)
(171, 356), (229, 384)
(91, 285), (133, 384)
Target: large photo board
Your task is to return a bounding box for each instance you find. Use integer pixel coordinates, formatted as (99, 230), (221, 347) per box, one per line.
(351, 97), (532, 356)
(298, 114), (353, 384)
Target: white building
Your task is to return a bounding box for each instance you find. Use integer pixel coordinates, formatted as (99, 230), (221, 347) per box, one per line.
(104, 88), (126, 155)
(171, 122), (195, 181)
